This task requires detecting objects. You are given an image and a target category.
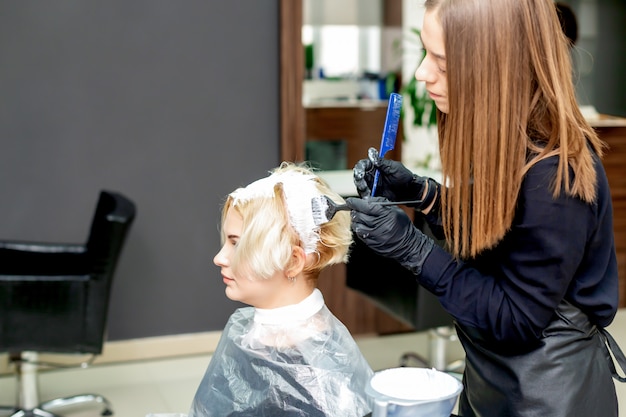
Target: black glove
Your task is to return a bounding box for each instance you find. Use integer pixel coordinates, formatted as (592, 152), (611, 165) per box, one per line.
(346, 196), (434, 276)
(353, 147), (439, 212)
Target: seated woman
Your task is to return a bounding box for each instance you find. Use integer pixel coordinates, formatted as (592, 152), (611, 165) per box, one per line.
(188, 162), (373, 417)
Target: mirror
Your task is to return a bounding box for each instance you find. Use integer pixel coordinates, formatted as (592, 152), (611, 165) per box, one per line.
(299, 0), (405, 171)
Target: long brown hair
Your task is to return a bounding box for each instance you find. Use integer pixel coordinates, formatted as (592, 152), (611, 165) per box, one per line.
(424, 0), (605, 259)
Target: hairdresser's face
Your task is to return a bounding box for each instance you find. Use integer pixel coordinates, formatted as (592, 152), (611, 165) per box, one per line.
(415, 9), (448, 114)
(214, 209), (286, 308)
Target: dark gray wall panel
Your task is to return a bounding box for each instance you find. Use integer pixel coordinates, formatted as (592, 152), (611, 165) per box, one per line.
(0, 1), (280, 340)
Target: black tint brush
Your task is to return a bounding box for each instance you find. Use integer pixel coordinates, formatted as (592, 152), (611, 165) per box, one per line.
(311, 195), (423, 226)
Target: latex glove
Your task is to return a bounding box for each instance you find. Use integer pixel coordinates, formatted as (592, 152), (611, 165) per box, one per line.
(346, 196), (434, 276)
(353, 147), (440, 212)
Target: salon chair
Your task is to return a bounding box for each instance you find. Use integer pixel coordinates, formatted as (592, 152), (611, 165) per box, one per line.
(347, 215), (464, 372)
(0, 190), (136, 417)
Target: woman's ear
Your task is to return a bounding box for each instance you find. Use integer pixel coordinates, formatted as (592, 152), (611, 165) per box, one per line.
(286, 246), (307, 278)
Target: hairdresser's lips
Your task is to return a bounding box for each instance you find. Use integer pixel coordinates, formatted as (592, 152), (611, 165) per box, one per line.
(428, 90), (443, 100)
(222, 274), (234, 284)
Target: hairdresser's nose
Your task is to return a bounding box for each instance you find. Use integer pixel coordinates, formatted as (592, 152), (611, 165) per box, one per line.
(415, 57), (436, 84)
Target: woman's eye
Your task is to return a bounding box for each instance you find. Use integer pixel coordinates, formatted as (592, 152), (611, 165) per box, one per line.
(226, 236), (239, 247)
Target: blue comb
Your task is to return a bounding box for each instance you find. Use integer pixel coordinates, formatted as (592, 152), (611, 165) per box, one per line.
(371, 92), (403, 196)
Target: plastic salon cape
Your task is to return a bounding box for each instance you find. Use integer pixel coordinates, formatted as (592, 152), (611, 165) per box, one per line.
(188, 289), (373, 417)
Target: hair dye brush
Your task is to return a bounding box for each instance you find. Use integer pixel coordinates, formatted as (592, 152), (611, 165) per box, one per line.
(311, 195), (423, 226)
(371, 92), (403, 196)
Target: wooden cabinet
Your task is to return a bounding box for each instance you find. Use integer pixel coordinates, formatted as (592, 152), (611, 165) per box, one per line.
(594, 117), (626, 307)
(305, 104), (403, 170)
(307, 104), (413, 335)
(317, 263), (414, 335)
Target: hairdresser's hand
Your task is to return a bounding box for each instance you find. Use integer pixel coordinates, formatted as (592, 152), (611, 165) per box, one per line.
(353, 147), (439, 212)
(346, 197), (434, 276)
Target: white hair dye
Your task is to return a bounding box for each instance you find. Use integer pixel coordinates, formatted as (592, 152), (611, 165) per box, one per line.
(230, 170), (322, 254)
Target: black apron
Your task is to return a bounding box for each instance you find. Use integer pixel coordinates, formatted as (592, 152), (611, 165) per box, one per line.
(456, 300), (626, 417)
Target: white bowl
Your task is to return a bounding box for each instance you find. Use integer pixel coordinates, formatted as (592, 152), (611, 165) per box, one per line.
(365, 367), (462, 417)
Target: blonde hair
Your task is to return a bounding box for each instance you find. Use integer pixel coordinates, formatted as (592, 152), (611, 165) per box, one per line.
(220, 162), (352, 281)
(425, 0), (605, 259)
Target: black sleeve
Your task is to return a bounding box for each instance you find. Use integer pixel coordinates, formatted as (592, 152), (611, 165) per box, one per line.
(417, 158), (600, 350)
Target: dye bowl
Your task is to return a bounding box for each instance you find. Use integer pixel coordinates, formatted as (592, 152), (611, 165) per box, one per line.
(365, 367), (463, 417)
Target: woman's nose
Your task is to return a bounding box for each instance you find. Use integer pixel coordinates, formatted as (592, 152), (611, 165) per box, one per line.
(213, 246), (228, 267)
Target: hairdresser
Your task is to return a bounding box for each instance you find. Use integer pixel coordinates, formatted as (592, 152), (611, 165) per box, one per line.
(346, 1), (626, 416)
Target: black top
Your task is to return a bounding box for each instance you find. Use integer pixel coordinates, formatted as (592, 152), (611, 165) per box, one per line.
(419, 154), (618, 352)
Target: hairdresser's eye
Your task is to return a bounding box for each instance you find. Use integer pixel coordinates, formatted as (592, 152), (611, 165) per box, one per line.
(438, 66), (447, 74)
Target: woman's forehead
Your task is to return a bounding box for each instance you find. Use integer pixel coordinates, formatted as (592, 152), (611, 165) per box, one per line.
(223, 208), (243, 235)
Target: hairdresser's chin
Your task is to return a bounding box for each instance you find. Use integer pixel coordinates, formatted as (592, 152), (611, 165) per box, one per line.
(428, 92), (448, 114)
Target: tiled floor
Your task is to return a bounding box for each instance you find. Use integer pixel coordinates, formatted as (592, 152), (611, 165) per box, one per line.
(2, 310), (626, 417)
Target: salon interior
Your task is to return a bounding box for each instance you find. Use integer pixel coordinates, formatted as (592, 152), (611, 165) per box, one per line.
(1, 0), (625, 416)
